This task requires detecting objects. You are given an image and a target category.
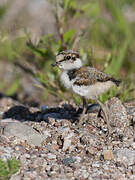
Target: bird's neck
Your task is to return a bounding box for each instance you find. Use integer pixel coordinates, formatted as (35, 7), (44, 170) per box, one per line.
(66, 68), (78, 81)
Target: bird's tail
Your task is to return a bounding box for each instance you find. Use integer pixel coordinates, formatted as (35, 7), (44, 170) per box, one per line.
(111, 78), (121, 86)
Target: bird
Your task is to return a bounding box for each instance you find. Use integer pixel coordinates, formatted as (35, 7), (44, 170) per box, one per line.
(51, 50), (121, 135)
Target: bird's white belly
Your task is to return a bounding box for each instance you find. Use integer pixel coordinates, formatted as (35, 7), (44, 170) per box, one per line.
(72, 81), (115, 100)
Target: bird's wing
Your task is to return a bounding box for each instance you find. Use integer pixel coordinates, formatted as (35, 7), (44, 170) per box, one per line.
(73, 67), (113, 86)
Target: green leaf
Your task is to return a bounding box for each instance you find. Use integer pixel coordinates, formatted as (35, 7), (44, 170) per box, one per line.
(0, 158), (20, 180)
(81, 2), (99, 17)
(105, 38), (130, 76)
(63, 29), (75, 43)
(104, 0), (131, 37)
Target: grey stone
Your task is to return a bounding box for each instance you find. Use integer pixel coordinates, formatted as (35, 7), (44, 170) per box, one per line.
(0, 147), (14, 160)
(62, 157), (75, 166)
(41, 104), (48, 112)
(10, 174), (21, 180)
(106, 97), (128, 133)
(114, 148), (135, 166)
(4, 122), (44, 146)
(47, 153), (56, 160)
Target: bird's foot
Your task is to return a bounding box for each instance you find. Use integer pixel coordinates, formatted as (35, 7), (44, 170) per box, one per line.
(77, 113), (86, 127)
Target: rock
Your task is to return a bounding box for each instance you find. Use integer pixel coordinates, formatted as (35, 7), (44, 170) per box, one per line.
(47, 153), (56, 160)
(62, 157), (75, 166)
(63, 138), (72, 151)
(40, 104), (48, 112)
(3, 122), (44, 146)
(131, 142), (135, 149)
(106, 97), (128, 133)
(51, 144), (59, 151)
(92, 162), (100, 168)
(81, 169), (89, 179)
(10, 174), (21, 180)
(32, 158), (47, 169)
(102, 150), (114, 160)
(114, 148), (135, 166)
(0, 147), (13, 161)
(80, 133), (99, 146)
(63, 132), (74, 151)
(23, 171), (37, 179)
(43, 113), (61, 121)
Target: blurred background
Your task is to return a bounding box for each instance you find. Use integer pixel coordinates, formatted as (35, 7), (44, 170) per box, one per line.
(0, 0), (135, 107)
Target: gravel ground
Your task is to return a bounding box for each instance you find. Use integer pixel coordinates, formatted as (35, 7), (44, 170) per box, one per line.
(0, 96), (134, 180)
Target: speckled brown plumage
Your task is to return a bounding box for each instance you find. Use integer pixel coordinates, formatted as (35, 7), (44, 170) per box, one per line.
(67, 67), (121, 86)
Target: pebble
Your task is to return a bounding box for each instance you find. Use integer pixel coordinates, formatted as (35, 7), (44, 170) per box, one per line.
(63, 138), (71, 151)
(47, 153), (56, 160)
(62, 157), (75, 166)
(92, 162), (100, 168)
(0, 147), (13, 160)
(131, 142), (135, 149)
(3, 122), (44, 146)
(10, 174), (22, 180)
(82, 169), (89, 179)
(102, 150), (114, 160)
(40, 104), (48, 111)
(0, 97), (134, 179)
(114, 148), (135, 166)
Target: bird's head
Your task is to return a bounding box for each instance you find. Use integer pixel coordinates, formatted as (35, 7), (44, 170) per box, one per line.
(52, 50), (82, 70)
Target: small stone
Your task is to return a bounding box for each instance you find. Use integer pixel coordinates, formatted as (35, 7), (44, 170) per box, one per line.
(46, 165), (51, 171)
(23, 171), (37, 179)
(129, 175), (135, 180)
(40, 104), (48, 111)
(92, 162), (100, 168)
(88, 177), (93, 180)
(102, 150), (114, 160)
(82, 169), (89, 179)
(42, 160), (47, 168)
(131, 142), (135, 149)
(48, 118), (55, 125)
(114, 148), (135, 166)
(62, 157), (75, 166)
(51, 165), (59, 172)
(57, 126), (70, 137)
(80, 134), (98, 146)
(61, 120), (72, 127)
(75, 156), (82, 163)
(63, 132), (74, 151)
(47, 153), (56, 160)
(10, 174), (21, 180)
(31, 157), (44, 169)
(51, 144), (59, 151)
(63, 138), (71, 151)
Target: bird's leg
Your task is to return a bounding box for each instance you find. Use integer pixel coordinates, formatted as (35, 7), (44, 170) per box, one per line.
(79, 97), (87, 126)
(96, 99), (111, 136)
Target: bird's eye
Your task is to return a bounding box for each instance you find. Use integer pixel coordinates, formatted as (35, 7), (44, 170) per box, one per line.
(67, 56), (71, 60)
(72, 56), (76, 60)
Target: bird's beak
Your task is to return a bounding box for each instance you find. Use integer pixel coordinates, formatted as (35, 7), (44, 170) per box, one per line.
(51, 62), (58, 67)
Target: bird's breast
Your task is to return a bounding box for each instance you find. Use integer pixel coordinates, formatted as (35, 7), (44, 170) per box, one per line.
(60, 71), (74, 90)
